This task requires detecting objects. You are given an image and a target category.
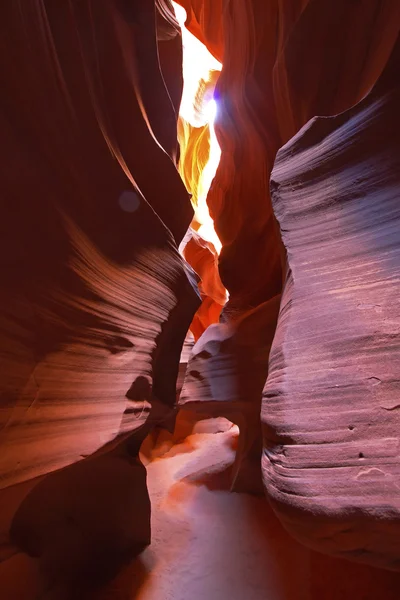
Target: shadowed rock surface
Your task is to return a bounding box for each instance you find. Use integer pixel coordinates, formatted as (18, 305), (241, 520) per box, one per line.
(0, 0), (199, 587)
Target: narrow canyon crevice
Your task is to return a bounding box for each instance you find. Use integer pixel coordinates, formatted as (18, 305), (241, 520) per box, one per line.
(0, 1), (399, 598)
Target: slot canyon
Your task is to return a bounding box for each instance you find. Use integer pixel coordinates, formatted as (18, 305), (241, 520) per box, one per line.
(0, 1), (400, 598)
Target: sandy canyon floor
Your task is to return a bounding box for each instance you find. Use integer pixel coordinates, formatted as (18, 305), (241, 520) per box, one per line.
(94, 426), (400, 600)
(3, 424), (400, 599)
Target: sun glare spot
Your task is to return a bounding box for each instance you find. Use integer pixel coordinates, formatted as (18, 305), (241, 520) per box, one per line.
(204, 99), (218, 124)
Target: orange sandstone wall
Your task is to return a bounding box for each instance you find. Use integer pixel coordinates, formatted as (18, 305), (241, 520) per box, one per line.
(179, 0), (400, 568)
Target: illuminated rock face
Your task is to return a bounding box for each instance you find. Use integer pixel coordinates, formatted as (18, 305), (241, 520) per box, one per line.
(173, 4), (224, 336)
(178, 0), (399, 323)
(208, 0), (399, 315)
(263, 51), (400, 570)
(180, 295), (280, 493)
(181, 229), (225, 340)
(179, 0), (400, 569)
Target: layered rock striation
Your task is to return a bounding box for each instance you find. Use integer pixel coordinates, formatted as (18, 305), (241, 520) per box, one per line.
(0, 0), (198, 586)
(263, 45), (400, 569)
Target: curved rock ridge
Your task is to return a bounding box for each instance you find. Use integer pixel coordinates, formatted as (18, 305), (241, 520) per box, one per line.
(177, 0), (399, 506)
(0, 0), (198, 488)
(156, 0), (185, 161)
(263, 49), (400, 569)
(175, 0), (224, 62)
(210, 0), (399, 316)
(0, 0), (399, 587)
(173, 12), (223, 336)
(176, 0), (399, 315)
(181, 229), (225, 340)
(180, 294), (280, 492)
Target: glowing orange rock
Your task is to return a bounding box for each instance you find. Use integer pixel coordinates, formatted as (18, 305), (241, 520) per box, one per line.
(173, 2), (225, 334)
(174, 0), (224, 62)
(178, 0), (400, 569)
(181, 229), (225, 339)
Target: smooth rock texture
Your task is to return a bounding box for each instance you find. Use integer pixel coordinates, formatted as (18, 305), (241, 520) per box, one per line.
(263, 52), (400, 569)
(0, 0), (198, 581)
(181, 229), (225, 340)
(181, 295), (280, 492)
(204, 0), (399, 317)
(175, 4), (400, 315)
(0, 0), (399, 589)
(155, 0), (184, 162)
(10, 448), (150, 596)
(175, 0), (400, 568)
(98, 430), (400, 600)
(4, 429), (400, 599)
(0, 0), (198, 487)
(176, 0), (223, 62)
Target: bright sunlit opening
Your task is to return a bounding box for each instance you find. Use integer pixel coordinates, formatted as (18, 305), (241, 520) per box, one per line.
(204, 99), (218, 124)
(172, 1), (222, 254)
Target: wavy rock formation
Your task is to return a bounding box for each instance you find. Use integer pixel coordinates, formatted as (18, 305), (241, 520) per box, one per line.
(181, 229), (225, 340)
(177, 0), (399, 321)
(263, 46), (400, 569)
(0, 0), (198, 586)
(174, 25), (223, 337)
(178, 0), (400, 568)
(0, 0), (399, 589)
(175, 0), (223, 62)
(10, 448), (151, 596)
(208, 0), (399, 315)
(181, 294), (280, 492)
